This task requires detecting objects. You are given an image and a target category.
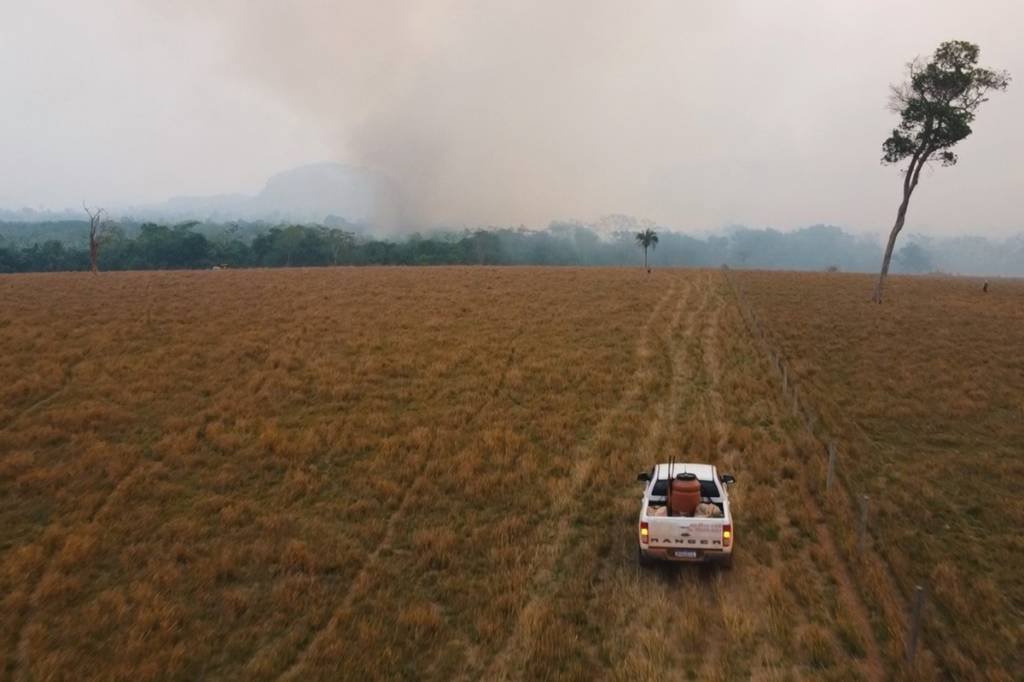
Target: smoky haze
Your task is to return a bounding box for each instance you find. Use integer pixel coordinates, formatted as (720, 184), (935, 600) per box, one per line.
(1, 1), (1021, 236)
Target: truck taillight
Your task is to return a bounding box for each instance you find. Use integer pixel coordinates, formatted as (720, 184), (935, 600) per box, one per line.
(722, 524), (732, 548)
(640, 521), (649, 544)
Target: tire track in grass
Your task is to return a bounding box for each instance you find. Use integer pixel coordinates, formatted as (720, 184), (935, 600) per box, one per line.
(695, 276), (774, 679)
(3, 354), (87, 427)
(606, 273), (876, 680)
(600, 273), (720, 680)
(593, 274), (802, 679)
(636, 275), (706, 461)
(514, 272), (708, 681)
(266, 340), (524, 681)
(7, 279), (160, 679)
(680, 276), (732, 678)
(805, 501), (885, 681)
(5, 277), (153, 428)
(270, 288), (632, 681)
(480, 276), (693, 681)
(249, 291), (541, 677)
(10, 459), (150, 681)
(622, 273), (710, 484)
(643, 274), (812, 679)
(552, 277), (706, 678)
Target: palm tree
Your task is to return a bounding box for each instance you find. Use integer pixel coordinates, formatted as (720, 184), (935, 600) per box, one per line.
(635, 228), (659, 270)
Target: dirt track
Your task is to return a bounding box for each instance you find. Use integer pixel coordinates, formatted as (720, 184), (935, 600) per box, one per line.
(481, 271), (885, 681)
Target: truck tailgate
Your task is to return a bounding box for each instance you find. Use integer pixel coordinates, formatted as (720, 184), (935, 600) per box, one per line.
(647, 517), (726, 549)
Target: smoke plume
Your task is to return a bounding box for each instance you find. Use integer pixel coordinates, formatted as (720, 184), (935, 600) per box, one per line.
(148, 1), (1024, 232)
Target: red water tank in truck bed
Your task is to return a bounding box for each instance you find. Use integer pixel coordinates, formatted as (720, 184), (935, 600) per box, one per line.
(669, 475), (701, 516)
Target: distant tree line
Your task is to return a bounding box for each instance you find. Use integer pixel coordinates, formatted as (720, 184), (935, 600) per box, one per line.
(1, 220), (1022, 275)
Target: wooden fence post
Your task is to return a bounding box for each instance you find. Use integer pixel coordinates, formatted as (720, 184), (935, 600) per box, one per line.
(906, 585), (926, 665)
(859, 494), (870, 553)
(826, 443), (836, 493)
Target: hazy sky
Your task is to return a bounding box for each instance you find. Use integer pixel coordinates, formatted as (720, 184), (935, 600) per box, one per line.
(1, 0), (1021, 235)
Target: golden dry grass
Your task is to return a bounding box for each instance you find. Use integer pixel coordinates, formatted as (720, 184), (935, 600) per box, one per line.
(0, 267), (935, 680)
(731, 270), (1024, 681)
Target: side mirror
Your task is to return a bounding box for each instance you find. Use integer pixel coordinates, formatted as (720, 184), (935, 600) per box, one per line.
(637, 472), (651, 482)
(721, 474), (736, 485)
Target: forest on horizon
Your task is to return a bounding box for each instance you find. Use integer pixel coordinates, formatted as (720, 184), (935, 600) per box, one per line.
(2, 220), (1022, 276)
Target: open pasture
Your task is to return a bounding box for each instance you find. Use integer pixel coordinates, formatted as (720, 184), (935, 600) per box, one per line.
(3, 267), (1006, 680)
(732, 270), (1024, 680)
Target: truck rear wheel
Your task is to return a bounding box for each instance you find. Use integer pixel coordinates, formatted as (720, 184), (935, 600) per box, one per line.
(637, 546), (654, 568)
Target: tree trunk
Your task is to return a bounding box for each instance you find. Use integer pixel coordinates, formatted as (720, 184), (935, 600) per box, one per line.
(872, 197), (909, 302)
(643, 246), (648, 270)
(89, 224), (100, 274)
(89, 229), (99, 274)
(85, 206), (103, 274)
(872, 146), (931, 303)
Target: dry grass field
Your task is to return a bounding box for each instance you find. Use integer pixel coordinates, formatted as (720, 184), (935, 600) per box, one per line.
(731, 270), (1024, 681)
(1, 266), (1014, 680)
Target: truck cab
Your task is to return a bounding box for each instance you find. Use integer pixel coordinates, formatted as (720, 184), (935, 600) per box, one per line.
(637, 462), (735, 567)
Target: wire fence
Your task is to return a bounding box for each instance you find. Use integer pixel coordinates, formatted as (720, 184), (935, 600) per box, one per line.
(720, 265), (929, 672)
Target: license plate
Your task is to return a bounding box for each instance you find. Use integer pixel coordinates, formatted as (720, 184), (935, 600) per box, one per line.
(673, 549), (698, 559)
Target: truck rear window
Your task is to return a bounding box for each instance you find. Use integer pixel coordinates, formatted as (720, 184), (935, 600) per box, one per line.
(652, 479), (721, 499)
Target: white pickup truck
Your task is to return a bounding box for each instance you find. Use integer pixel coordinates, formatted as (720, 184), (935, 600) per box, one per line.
(636, 462), (736, 567)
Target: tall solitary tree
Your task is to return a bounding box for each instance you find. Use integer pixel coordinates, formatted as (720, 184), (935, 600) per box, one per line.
(83, 204), (108, 274)
(872, 40), (1009, 303)
(635, 228), (659, 270)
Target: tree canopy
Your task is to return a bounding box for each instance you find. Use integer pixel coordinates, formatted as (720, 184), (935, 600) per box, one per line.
(883, 40), (1009, 169)
(635, 228), (659, 269)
